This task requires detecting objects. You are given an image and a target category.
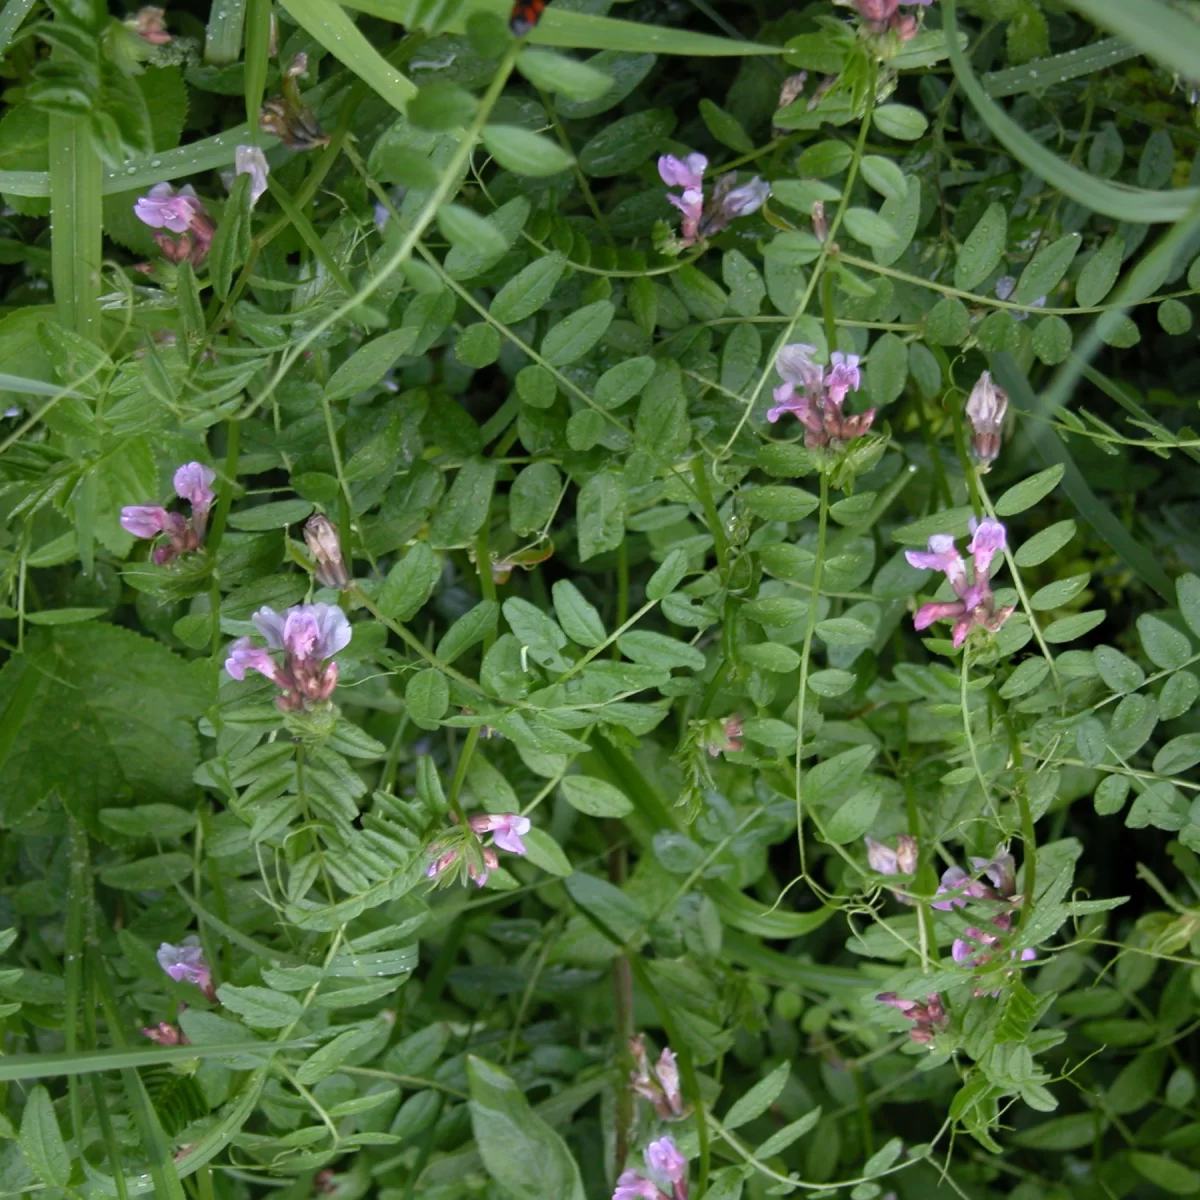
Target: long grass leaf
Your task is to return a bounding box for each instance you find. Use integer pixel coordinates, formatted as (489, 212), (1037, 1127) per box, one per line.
(0, 0), (36, 57)
(279, 0), (417, 111)
(991, 353), (1176, 604)
(204, 0), (247, 64)
(244, 0), (272, 123)
(1064, 0), (1200, 81)
(981, 36), (1136, 98)
(0, 1041), (313, 1082)
(48, 113), (103, 341)
(943, 0), (1200, 223)
(343, 0), (779, 55)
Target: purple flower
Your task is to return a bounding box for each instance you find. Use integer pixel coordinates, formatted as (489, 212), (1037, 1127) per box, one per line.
(629, 1036), (685, 1119)
(614, 1171), (661, 1200)
(704, 713), (743, 756)
(468, 812), (531, 856)
(227, 603), (350, 711)
(967, 517), (1006, 581)
(876, 992), (947, 1043)
(776, 343), (825, 392)
(645, 1137), (687, 1184)
(658, 153), (707, 192)
(234, 145), (270, 207)
(142, 1022), (185, 1045)
(995, 276), (1016, 301)
(425, 847), (459, 880)
(135, 182), (207, 233)
(905, 534), (968, 594)
(157, 937), (215, 1002)
(825, 351), (861, 406)
(252, 603), (351, 665)
(719, 177), (770, 219)
(120, 506), (175, 539)
(971, 850), (1017, 897)
(173, 462), (215, 519)
(932, 864), (992, 910)
(225, 638), (290, 689)
(965, 371), (1008, 467)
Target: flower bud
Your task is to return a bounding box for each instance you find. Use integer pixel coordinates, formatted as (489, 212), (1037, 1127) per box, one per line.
(965, 370), (1008, 468)
(304, 514), (351, 589)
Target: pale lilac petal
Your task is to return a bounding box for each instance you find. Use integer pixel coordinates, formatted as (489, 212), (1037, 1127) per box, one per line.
(825, 352), (861, 404)
(775, 343), (821, 388)
(225, 638), (287, 687)
(865, 836), (899, 874)
(234, 145), (270, 207)
(120, 505), (171, 538)
(645, 1136), (687, 1184)
(720, 177), (770, 218)
(968, 518), (1007, 578)
(491, 814), (531, 856)
(312, 603), (352, 659)
(251, 605), (287, 649)
(173, 462), (215, 513)
(658, 153), (707, 190)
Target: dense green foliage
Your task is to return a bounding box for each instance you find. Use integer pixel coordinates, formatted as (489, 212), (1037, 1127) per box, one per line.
(1, 0), (1200, 1197)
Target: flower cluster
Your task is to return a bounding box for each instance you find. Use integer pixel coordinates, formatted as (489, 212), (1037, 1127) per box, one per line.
(614, 1136), (688, 1200)
(426, 812), (531, 887)
(876, 992), (947, 1043)
(134, 184), (216, 267)
(854, 0), (932, 42)
(934, 848), (1037, 989)
(766, 343), (875, 449)
(156, 937), (216, 1003)
(965, 370), (1008, 468)
(905, 518), (1014, 648)
(121, 462), (215, 564)
(630, 1035), (684, 1119)
(658, 153), (769, 249)
(225, 603), (351, 712)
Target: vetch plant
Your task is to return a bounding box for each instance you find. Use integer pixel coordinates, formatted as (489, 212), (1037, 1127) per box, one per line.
(2, 0), (1200, 1195)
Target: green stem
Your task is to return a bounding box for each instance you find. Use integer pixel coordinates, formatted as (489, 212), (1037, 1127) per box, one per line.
(793, 472), (830, 870)
(691, 455), (729, 573)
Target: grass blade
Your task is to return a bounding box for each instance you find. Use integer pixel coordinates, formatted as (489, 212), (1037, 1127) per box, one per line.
(1064, 0), (1200, 81)
(279, 0), (417, 112)
(0, 0), (36, 57)
(244, 0), (272, 123)
(981, 36), (1136, 98)
(48, 113), (103, 341)
(0, 1041), (314, 1082)
(344, 0), (780, 55)
(991, 353), (1176, 604)
(204, 0), (247, 64)
(943, 0), (1200, 223)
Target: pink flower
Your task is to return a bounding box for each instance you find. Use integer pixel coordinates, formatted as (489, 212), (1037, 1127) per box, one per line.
(173, 462), (215, 519)
(304, 514), (351, 589)
(120, 505), (174, 539)
(825, 352), (861, 405)
(227, 603), (350, 711)
(703, 714), (743, 756)
(425, 847), (459, 880)
(905, 534), (969, 593)
(967, 517), (1006, 581)
(135, 183), (206, 233)
(253, 603), (351, 665)
(128, 6), (171, 43)
(656, 1047), (681, 1114)
(614, 1171), (662, 1200)
(645, 1137), (687, 1184)
(877, 992), (947, 1042)
(468, 812), (531, 856)
(658, 153), (707, 192)
(157, 937), (215, 1002)
(224, 638), (290, 688)
(142, 1022), (186, 1045)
